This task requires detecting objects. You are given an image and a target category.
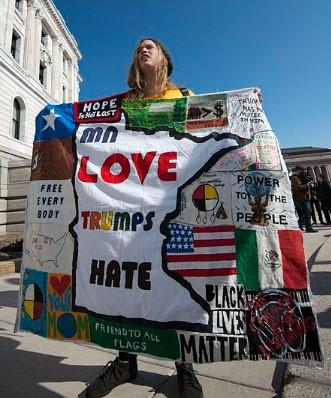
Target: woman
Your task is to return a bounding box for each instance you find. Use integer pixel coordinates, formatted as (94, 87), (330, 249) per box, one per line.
(86, 38), (203, 398)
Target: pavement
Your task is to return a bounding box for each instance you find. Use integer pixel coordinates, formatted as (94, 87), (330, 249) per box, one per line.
(0, 225), (330, 398)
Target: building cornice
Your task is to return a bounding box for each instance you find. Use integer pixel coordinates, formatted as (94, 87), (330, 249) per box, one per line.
(281, 146), (331, 156)
(42, 0), (82, 60)
(0, 47), (58, 104)
(283, 154), (331, 169)
(0, 134), (33, 159)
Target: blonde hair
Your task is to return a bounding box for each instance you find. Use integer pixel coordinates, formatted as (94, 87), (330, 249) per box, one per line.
(127, 39), (175, 99)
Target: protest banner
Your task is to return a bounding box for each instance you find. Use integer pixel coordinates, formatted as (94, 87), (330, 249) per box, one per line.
(16, 88), (322, 365)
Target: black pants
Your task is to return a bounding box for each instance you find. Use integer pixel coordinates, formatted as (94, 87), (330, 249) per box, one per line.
(119, 351), (137, 361)
(310, 198), (323, 223)
(321, 201), (331, 223)
(295, 200), (312, 229)
(118, 351), (187, 367)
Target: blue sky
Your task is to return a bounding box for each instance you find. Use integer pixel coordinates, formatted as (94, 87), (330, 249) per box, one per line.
(55, 0), (331, 149)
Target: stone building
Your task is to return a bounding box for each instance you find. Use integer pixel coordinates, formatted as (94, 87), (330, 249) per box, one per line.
(0, 0), (82, 233)
(281, 147), (331, 181)
(0, 0), (82, 158)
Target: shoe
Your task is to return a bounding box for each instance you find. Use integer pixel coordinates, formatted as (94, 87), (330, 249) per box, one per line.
(86, 357), (137, 398)
(305, 228), (318, 233)
(176, 362), (204, 398)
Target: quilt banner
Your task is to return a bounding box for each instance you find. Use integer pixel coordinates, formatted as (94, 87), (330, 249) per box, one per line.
(15, 88), (323, 365)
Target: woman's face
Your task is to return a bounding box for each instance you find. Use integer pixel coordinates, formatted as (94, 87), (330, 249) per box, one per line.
(136, 39), (160, 72)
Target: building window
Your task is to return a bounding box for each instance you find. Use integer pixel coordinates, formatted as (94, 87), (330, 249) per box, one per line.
(11, 99), (21, 139)
(39, 63), (46, 86)
(307, 167), (314, 180)
(15, 0), (22, 11)
(321, 166), (329, 180)
(11, 31), (20, 61)
(41, 29), (47, 46)
(63, 54), (68, 76)
(63, 85), (67, 102)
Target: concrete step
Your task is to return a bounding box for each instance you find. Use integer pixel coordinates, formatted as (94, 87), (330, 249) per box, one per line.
(7, 198), (26, 211)
(0, 211), (25, 224)
(0, 223), (25, 233)
(6, 211), (25, 223)
(0, 259), (21, 274)
(0, 198), (26, 212)
(8, 166), (30, 183)
(0, 184), (29, 198)
(6, 223), (25, 233)
(0, 199), (6, 211)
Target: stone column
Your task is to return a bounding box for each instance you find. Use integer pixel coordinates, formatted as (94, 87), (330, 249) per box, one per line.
(22, 0), (28, 21)
(307, 167), (315, 180)
(23, 0), (36, 73)
(58, 42), (64, 101)
(67, 59), (74, 102)
(73, 63), (79, 101)
(74, 66), (79, 102)
(51, 37), (59, 98)
(3, 0), (15, 51)
(77, 74), (81, 101)
(44, 35), (53, 90)
(321, 166), (330, 180)
(33, 8), (42, 78)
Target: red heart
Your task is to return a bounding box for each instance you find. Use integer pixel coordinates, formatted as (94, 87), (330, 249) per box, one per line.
(50, 275), (71, 296)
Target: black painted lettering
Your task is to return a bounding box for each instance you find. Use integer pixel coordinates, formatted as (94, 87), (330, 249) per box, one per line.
(198, 335), (209, 363)
(90, 259), (105, 285)
(138, 262), (151, 290)
(113, 212), (130, 231)
(143, 211), (155, 231)
(229, 337), (237, 361)
(216, 336), (227, 361)
(180, 334), (197, 363)
(205, 335), (215, 362)
(122, 262), (138, 289)
(205, 285), (215, 302)
(105, 260), (121, 287)
(238, 337), (248, 360)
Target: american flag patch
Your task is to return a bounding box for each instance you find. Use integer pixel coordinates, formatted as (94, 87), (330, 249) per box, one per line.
(166, 223), (237, 278)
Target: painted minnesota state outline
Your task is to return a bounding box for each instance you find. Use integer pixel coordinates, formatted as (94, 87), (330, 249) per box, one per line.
(72, 108), (253, 331)
(72, 87), (270, 329)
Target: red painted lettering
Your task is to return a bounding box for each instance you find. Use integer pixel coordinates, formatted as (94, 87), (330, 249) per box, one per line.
(101, 154), (130, 184)
(81, 211), (90, 229)
(78, 151), (178, 184)
(90, 211), (101, 230)
(158, 151), (177, 181)
(78, 156), (98, 183)
(131, 151), (156, 184)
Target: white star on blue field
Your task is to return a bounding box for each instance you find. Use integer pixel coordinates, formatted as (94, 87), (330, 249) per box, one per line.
(35, 104), (76, 142)
(41, 109), (61, 132)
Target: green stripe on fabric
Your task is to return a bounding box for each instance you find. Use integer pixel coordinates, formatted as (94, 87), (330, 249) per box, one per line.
(235, 229), (260, 291)
(89, 316), (180, 359)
